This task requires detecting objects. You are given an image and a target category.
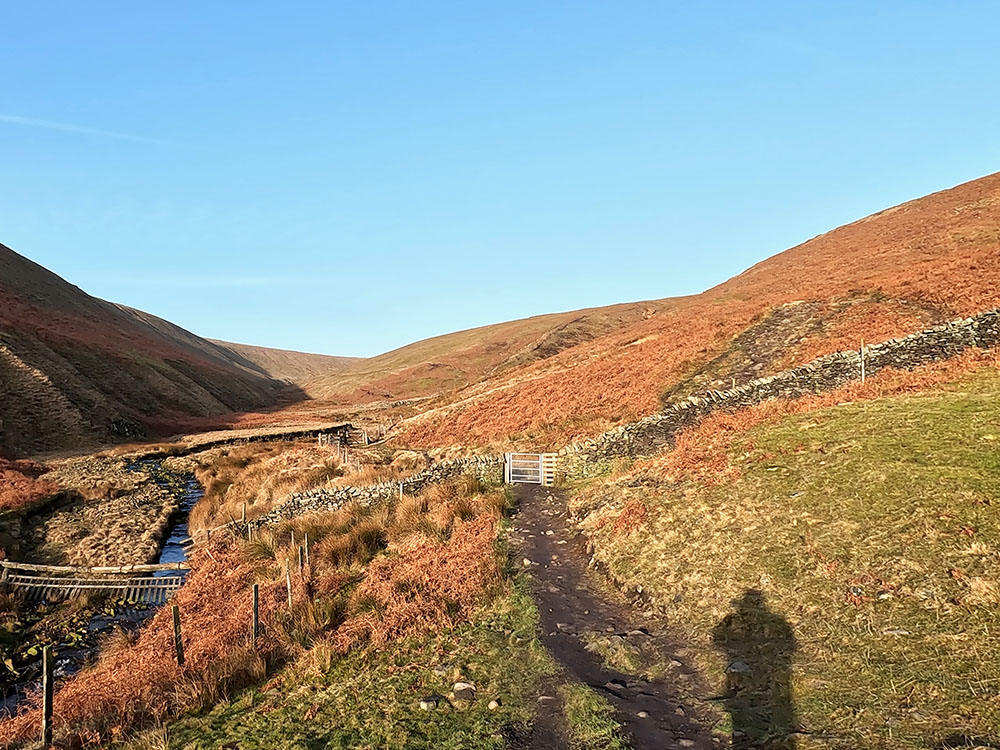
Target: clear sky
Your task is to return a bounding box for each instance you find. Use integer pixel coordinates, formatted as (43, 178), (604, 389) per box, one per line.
(2, 2), (998, 357)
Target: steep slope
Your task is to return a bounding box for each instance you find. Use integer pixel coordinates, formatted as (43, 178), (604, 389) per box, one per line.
(304, 299), (672, 403)
(0, 244), (293, 456)
(398, 170), (1000, 448)
(209, 339), (360, 384)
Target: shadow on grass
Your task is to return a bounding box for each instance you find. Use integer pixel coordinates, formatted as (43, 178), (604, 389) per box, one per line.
(713, 589), (797, 749)
(935, 736), (1000, 749)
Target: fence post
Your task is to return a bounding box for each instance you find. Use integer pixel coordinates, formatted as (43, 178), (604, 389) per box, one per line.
(860, 338), (866, 383)
(285, 562), (292, 610)
(251, 583), (260, 647)
(298, 545), (304, 575)
(172, 605), (185, 666)
(241, 503), (247, 524)
(41, 644), (53, 748)
(304, 533), (310, 567)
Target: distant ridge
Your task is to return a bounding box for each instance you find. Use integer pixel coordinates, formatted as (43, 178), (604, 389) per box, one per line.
(209, 339), (361, 384)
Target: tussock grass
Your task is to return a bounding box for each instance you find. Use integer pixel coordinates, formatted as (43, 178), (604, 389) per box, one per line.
(561, 683), (629, 750)
(184, 442), (411, 531)
(573, 368), (1000, 748)
(129, 585), (555, 750)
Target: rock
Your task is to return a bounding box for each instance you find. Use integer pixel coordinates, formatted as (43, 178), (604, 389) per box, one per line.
(488, 699), (501, 711)
(452, 681), (476, 701)
(674, 706), (686, 716)
(679, 740), (696, 748)
(727, 660), (751, 674)
(433, 663), (454, 678)
(669, 659), (683, 668)
(522, 558), (533, 567)
(419, 695), (446, 711)
(637, 710), (649, 718)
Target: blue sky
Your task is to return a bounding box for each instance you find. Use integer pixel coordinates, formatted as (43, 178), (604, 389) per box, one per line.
(2, 2), (998, 357)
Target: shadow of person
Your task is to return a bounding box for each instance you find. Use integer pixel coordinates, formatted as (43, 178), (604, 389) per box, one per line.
(712, 589), (798, 749)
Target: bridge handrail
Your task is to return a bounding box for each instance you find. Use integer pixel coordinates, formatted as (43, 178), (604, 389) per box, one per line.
(0, 561), (190, 575)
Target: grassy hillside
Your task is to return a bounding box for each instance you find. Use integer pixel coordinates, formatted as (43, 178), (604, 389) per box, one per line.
(396, 171), (1000, 449)
(209, 339), (360, 384)
(303, 299), (674, 403)
(570, 368), (1000, 748)
(0, 244), (293, 456)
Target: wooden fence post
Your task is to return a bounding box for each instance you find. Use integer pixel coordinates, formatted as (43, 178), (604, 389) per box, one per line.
(285, 562), (292, 610)
(241, 503), (247, 524)
(251, 583), (260, 647)
(860, 338), (866, 383)
(41, 644), (53, 748)
(304, 533), (310, 567)
(172, 605), (185, 666)
(298, 546), (304, 575)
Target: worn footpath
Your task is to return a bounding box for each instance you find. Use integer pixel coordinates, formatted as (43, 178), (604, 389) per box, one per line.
(511, 484), (721, 750)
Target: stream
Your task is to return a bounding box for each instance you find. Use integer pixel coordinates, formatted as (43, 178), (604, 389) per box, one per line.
(0, 459), (203, 716)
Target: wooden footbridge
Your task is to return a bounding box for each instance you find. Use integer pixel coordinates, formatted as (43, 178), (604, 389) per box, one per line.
(0, 561), (190, 604)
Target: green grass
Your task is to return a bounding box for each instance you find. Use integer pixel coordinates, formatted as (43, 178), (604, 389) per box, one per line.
(124, 584), (552, 750)
(573, 369), (1000, 749)
(561, 683), (629, 750)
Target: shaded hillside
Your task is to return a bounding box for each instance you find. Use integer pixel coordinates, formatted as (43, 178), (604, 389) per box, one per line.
(303, 298), (673, 402)
(209, 339), (360, 384)
(398, 171), (1000, 448)
(0, 244), (294, 456)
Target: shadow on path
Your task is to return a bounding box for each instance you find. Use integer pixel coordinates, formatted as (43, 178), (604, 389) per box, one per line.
(712, 590), (797, 750)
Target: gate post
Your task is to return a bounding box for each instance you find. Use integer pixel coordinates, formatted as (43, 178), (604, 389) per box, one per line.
(503, 453), (510, 484)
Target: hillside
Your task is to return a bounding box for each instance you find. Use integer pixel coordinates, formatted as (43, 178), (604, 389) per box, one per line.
(303, 298), (675, 402)
(396, 171), (1000, 449)
(209, 339), (360, 384)
(0, 244), (300, 457)
(570, 367), (1000, 747)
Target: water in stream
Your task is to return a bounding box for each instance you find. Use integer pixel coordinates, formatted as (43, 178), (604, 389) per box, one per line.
(0, 459), (203, 715)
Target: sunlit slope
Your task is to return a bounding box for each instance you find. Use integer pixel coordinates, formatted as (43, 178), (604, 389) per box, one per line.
(209, 339), (360, 384)
(0, 244), (290, 456)
(304, 298), (675, 403)
(399, 171), (1000, 447)
(574, 370), (1000, 747)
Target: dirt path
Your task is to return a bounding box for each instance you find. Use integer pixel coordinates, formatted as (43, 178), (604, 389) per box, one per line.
(511, 484), (720, 750)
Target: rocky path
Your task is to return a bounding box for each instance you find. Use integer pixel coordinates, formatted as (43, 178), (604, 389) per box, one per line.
(511, 484), (719, 750)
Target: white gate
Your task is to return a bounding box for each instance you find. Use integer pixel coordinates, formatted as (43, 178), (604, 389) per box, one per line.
(504, 453), (557, 486)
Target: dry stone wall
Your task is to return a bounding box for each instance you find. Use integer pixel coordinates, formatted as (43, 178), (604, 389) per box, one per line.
(559, 308), (1000, 478)
(250, 308), (1000, 526)
(250, 454), (504, 527)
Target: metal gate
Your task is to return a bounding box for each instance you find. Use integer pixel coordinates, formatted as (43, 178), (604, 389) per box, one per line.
(504, 453), (557, 486)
